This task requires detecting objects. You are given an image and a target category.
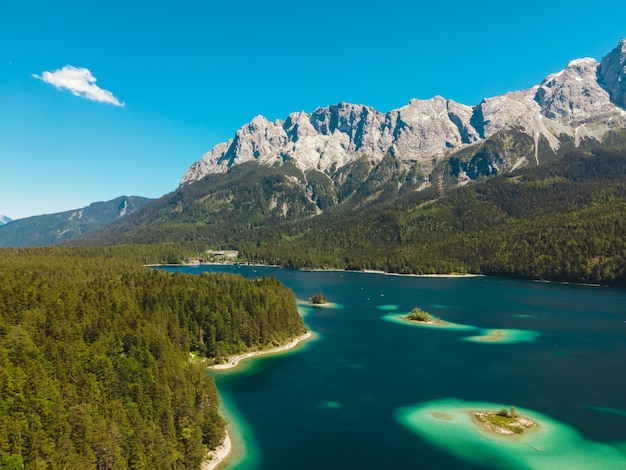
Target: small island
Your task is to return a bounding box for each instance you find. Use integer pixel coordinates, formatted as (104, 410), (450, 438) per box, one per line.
(399, 398), (626, 468)
(405, 307), (446, 325)
(310, 292), (328, 306)
(385, 309), (472, 331)
(472, 406), (536, 435)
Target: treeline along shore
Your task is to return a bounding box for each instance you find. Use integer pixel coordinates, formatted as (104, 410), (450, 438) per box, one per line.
(78, 145), (626, 287)
(0, 246), (306, 469)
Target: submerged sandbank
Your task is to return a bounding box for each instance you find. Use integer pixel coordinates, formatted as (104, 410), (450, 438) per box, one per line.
(397, 398), (626, 469)
(463, 328), (540, 344)
(382, 312), (475, 331)
(383, 312), (540, 344)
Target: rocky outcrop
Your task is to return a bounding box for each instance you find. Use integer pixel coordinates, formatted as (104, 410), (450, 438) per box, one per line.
(384, 97), (479, 164)
(181, 97), (485, 184)
(598, 39), (626, 109)
(180, 98), (484, 184)
(535, 58), (617, 122)
(181, 39), (626, 186)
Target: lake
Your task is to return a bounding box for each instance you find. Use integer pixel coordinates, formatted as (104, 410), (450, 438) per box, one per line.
(158, 265), (626, 469)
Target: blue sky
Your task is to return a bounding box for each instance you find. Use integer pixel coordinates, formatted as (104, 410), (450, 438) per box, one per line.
(1, 0), (625, 219)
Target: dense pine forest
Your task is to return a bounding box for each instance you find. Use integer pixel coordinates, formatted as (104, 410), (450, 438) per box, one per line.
(0, 247), (306, 469)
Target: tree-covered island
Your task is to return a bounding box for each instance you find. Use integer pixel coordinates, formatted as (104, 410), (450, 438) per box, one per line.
(405, 307), (442, 324)
(310, 292), (328, 305)
(473, 406), (536, 435)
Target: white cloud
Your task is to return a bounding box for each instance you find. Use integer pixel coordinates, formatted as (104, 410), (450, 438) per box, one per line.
(33, 65), (124, 107)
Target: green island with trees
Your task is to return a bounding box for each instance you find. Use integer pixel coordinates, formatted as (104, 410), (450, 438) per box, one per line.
(0, 246), (306, 469)
(405, 307), (436, 323)
(473, 406), (536, 435)
(309, 292), (327, 305)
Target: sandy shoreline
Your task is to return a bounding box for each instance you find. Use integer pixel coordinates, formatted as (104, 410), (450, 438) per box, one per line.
(404, 317), (450, 327)
(201, 431), (232, 470)
(209, 331), (312, 370)
(148, 262), (481, 279)
(362, 269), (481, 278)
(201, 331), (312, 468)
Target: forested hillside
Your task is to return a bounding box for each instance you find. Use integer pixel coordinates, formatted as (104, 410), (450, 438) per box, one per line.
(237, 147), (626, 286)
(0, 196), (153, 248)
(76, 163), (321, 247)
(74, 134), (626, 286)
(0, 247), (306, 469)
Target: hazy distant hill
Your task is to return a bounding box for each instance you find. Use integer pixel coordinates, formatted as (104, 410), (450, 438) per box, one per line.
(0, 196), (152, 247)
(0, 214), (12, 226)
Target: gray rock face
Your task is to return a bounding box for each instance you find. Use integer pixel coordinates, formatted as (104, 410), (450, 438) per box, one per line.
(383, 97), (480, 164)
(535, 58), (619, 122)
(598, 39), (626, 109)
(180, 98), (480, 184)
(181, 39), (626, 186)
(474, 89), (544, 139)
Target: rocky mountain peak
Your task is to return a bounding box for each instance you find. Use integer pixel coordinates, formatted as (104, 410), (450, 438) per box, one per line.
(472, 89), (540, 133)
(598, 39), (626, 109)
(309, 102), (384, 154)
(179, 96), (480, 185)
(383, 96), (478, 165)
(231, 113), (286, 167)
(180, 39), (626, 187)
(533, 57), (619, 122)
(310, 102), (375, 135)
(284, 111), (316, 141)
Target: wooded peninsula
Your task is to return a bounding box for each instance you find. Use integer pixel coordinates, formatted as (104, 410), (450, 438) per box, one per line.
(0, 246), (306, 469)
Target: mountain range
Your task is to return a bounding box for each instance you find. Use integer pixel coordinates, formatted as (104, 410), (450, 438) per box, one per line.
(0, 214), (11, 226)
(10, 39), (626, 285)
(181, 40), (626, 188)
(0, 196), (152, 247)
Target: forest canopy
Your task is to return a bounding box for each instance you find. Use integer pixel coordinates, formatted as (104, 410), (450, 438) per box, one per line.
(0, 247), (305, 469)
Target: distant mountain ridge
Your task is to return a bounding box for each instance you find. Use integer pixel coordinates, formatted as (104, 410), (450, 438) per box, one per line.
(181, 39), (626, 187)
(72, 39), (626, 286)
(0, 214), (11, 226)
(0, 196), (152, 247)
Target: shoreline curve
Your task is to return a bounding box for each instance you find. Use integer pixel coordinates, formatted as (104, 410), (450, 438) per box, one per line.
(209, 331), (312, 370)
(201, 431), (232, 470)
(202, 330), (312, 468)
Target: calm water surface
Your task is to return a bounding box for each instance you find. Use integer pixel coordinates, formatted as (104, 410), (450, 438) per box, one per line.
(159, 266), (626, 469)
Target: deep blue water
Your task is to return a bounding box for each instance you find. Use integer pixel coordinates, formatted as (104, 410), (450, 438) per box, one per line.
(158, 266), (626, 469)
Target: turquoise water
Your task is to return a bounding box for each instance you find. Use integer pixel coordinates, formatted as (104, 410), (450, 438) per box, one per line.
(398, 398), (626, 469)
(158, 266), (626, 469)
